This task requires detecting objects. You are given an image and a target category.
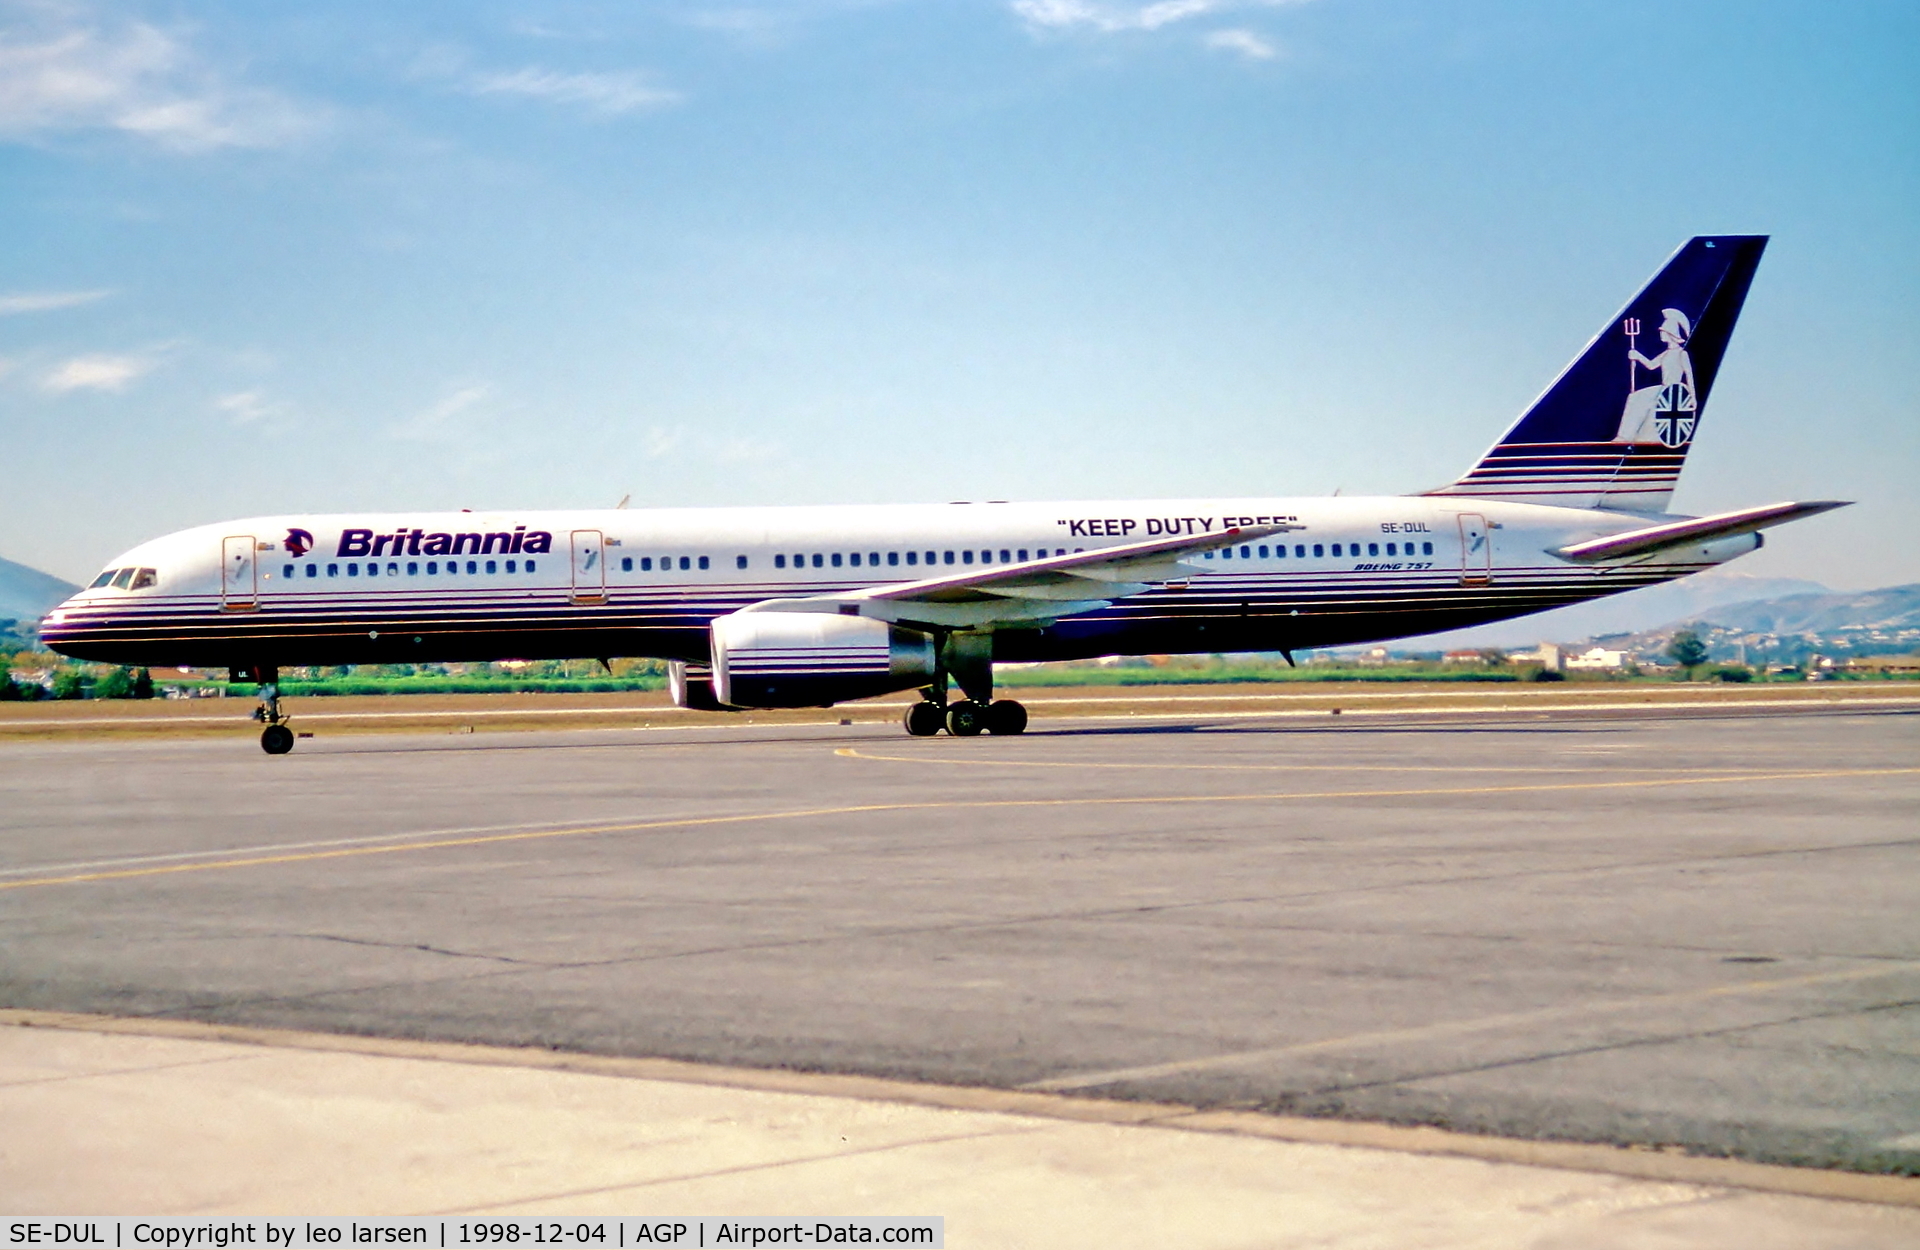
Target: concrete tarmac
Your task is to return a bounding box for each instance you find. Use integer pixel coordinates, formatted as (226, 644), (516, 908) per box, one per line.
(2, 704), (1917, 1187)
(6, 1016), (1920, 1247)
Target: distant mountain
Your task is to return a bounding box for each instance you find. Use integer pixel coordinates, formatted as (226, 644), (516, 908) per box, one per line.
(1395, 567), (1835, 652)
(1622, 583), (1920, 663)
(0, 556), (79, 625)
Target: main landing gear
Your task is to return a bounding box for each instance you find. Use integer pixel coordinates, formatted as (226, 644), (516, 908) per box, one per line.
(903, 697), (1028, 737)
(238, 665), (295, 754)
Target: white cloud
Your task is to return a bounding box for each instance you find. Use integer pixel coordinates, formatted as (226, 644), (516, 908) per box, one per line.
(42, 353), (152, 393)
(0, 7), (320, 151)
(1206, 27), (1277, 59)
(392, 382), (496, 441)
(0, 289), (110, 314)
(468, 67), (680, 117)
(214, 390), (292, 427)
(1013, 0), (1219, 32)
(1012, 0), (1303, 36)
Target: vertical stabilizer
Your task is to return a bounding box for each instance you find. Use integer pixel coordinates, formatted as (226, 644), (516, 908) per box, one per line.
(1427, 236), (1766, 513)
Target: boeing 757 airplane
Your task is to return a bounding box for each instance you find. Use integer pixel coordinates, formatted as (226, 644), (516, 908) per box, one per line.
(43, 236), (1845, 751)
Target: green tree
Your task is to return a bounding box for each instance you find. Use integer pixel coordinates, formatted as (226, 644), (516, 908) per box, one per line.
(51, 669), (88, 700)
(1667, 629), (1710, 678)
(132, 667), (156, 699)
(93, 667), (135, 698)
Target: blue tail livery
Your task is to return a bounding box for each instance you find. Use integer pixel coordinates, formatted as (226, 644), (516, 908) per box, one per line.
(1429, 235), (1767, 513)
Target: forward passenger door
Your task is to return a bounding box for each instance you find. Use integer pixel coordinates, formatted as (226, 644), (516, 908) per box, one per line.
(221, 535), (258, 610)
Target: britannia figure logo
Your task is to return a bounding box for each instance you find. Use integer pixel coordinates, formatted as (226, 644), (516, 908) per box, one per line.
(284, 527), (314, 558)
(1613, 308), (1697, 447)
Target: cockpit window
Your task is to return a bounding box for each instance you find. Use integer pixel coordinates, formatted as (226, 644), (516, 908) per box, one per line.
(130, 568), (158, 590)
(110, 568), (136, 590)
(90, 569), (119, 588)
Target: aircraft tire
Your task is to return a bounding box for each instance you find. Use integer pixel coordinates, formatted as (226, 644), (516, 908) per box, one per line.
(945, 701), (985, 737)
(904, 701), (945, 737)
(986, 699), (1028, 735)
(260, 724), (295, 755)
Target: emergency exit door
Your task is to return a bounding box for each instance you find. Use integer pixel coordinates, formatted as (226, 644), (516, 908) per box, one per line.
(221, 535), (258, 610)
(570, 529), (606, 604)
(1457, 514), (1492, 586)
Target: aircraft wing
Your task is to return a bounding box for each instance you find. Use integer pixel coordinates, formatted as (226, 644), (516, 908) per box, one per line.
(1553, 500), (1850, 564)
(739, 524), (1293, 629)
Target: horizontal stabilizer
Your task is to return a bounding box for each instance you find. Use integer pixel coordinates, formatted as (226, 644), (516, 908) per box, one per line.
(1553, 501), (1849, 563)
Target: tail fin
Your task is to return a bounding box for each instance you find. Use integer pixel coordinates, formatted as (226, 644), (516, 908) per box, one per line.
(1427, 235), (1767, 514)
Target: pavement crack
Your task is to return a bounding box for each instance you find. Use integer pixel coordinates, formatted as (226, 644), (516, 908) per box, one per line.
(282, 932), (549, 966)
(1287, 999), (1920, 1099)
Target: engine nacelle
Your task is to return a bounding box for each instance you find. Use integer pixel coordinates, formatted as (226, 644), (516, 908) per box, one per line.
(667, 660), (730, 712)
(710, 611), (936, 709)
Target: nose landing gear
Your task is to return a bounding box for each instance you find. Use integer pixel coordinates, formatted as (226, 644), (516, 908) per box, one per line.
(237, 665), (295, 754)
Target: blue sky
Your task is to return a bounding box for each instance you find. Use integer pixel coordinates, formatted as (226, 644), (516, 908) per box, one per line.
(3, 0), (1915, 589)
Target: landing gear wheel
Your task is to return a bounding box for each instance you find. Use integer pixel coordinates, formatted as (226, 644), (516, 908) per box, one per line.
(260, 724), (295, 755)
(945, 701), (985, 737)
(986, 699), (1028, 735)
(904, 701), (946, 737)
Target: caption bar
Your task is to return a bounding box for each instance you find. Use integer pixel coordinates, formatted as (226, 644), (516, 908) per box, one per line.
(4, 1223), (942, 1249)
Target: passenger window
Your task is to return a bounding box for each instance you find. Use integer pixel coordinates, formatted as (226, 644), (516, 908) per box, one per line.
(698, 556), (709, 570)
(367, 563), (378, 577)
(906, 551), (918, 565)
(680, 556), (692, 571)
(505, 560), (515, 573)
(111, 568), (136, 589)
(348, 563), (360, 576)
(1385, 543), (1396, 556)
(736, 555), (748, 570)
(282, 565), (293, 580)
(832, 553), (844, 567)
(888, 552), (899, 566)
(641, 557), (652, 571)
(328, 563), (339, 577)
(944, 551), (955, 565)
(408, 562), (419, 575)
(812, 554), (823, 568)
(89, 570), (117, 588)
(486, 560), (497, 574)
(1312, 545), (1324, 558)
(1241, 546), (1251, 559)
(621, 556), (633, 572)
(1368, 543), (1379, 557)
(1258, 545), (1269, 558)
(466, 560), (477, 574)
(1295, 544), (1306, 558)
(1018, 549), (1029, 561)
(848, 552), (859, 567)
(1203, 551), (1214, 559)
(1221, 547), (1231, 559)
(388, 562), (399, 575)
(306, 564), (318, 578)
(526, 559), (536, 572)
(869, 552), (880, 566)
(775, 554), (786, 568)
(927, 551), (938, 564)
(962, 551), (973, 565)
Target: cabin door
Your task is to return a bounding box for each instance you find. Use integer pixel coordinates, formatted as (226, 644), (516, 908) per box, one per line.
(570, 529), (607, 604)
(221, 535), (258, 610)
(1457, 514), (1492, 586)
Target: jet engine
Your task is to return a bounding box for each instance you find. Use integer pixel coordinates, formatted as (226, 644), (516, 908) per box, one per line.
(667, 660), (729, 711)
(709, 611), (937, 708)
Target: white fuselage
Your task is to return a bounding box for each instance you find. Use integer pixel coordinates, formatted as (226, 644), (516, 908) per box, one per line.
(42, 494), (1757, 672)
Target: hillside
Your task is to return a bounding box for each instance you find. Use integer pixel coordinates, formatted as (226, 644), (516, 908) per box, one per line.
(1615, 583), (1920, 663)
(0, 556), (78, 625)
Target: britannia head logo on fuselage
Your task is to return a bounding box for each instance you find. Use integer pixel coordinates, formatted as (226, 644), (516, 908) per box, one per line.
(284, 527), (314, 558)
(1613, 307), (1697, 448)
